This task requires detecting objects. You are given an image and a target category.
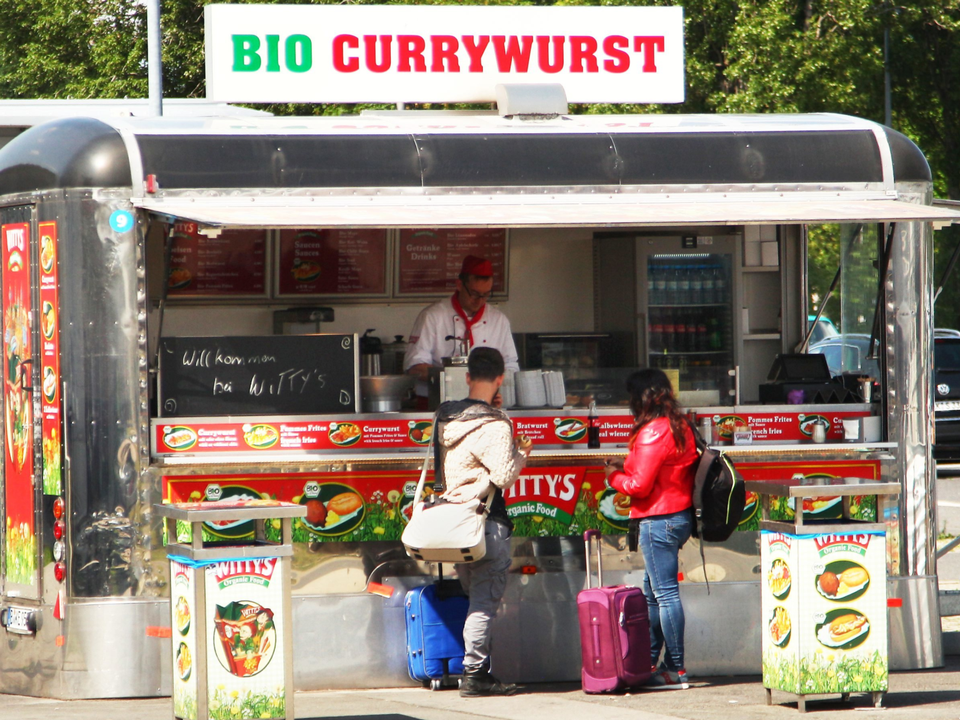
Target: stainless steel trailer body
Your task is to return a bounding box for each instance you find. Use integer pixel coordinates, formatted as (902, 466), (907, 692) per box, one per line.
(0, 112), (955, 698)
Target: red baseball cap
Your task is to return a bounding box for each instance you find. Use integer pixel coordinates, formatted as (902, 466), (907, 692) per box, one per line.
(460, 255), (493, 277)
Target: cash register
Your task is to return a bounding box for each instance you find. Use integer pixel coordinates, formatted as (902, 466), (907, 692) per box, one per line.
(759, 353), (854, 404)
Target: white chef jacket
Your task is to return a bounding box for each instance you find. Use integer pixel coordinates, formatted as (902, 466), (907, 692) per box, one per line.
(404, 296), (519, 393)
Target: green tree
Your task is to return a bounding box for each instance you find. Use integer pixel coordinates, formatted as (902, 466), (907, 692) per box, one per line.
(0, 0), (147, 98)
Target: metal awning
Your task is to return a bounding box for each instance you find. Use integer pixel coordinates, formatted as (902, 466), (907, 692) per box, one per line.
(135, 193), (960, 229)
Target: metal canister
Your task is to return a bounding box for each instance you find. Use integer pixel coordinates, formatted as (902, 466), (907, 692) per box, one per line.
(812, 422), (827, 443)
(699, 416), (714, 444)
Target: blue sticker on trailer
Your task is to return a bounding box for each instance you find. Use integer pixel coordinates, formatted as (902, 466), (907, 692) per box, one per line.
(109, 210), (135, 233)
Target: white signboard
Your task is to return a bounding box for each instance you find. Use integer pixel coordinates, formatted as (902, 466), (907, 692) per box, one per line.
(205, 5), (685, 104)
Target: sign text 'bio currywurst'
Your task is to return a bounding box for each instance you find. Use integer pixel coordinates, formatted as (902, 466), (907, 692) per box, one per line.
(204, 5), (685, 104)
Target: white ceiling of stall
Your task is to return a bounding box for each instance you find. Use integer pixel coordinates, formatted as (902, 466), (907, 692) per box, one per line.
(136, 194), (960, 229)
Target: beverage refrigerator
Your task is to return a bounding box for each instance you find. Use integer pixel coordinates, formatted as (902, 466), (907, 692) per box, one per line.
(638, 237), (740, 406)
(593, 233), (741, 406)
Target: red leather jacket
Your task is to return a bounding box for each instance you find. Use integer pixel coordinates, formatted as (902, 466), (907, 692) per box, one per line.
(608, 417), (697, 519)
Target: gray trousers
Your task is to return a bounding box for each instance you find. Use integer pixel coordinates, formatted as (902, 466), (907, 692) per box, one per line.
(455, 519), (512, 668)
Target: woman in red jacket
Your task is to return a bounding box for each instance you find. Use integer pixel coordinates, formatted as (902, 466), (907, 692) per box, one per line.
(605, 368), (698, 690)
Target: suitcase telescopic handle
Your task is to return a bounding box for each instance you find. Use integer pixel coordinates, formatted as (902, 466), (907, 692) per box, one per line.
(583, 529), (603, 588)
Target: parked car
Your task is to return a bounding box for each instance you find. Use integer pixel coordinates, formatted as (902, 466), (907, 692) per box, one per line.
(807, 315), (839, 344)
(808, 334), (880, 379)
(935, 336), (960, 461)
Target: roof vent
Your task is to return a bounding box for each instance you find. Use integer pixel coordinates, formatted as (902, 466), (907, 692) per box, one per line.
(495, 84), (568, 119)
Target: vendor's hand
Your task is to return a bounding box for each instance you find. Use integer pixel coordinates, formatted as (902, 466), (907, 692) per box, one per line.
(603, 458), (623, 479)
(515, 435), (533, 455)
(492, 390), (503, 408)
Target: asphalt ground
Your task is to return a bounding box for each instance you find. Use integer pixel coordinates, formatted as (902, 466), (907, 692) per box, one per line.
(6, 658), (960, 720)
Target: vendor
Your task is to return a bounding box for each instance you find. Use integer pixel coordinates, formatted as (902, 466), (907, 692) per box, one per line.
(404, 255), (519, 402)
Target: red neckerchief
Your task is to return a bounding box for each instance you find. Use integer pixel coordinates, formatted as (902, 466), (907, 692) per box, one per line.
(451, 291), (486, 347)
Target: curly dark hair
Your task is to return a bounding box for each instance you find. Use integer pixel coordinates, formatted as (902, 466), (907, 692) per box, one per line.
(625, 368), (688, 452)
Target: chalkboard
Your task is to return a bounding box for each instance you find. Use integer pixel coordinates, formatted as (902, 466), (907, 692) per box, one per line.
(158, 335), (358, 417)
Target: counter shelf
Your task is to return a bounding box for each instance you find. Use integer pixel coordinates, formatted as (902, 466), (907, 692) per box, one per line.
(156, 501), (306, 561)
(748, 478), (899, 712)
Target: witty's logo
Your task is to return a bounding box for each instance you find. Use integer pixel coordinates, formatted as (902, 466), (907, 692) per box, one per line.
(766, 532), (792, 553)
(814, 533), (873, 557)
(213, 558), (277, 589)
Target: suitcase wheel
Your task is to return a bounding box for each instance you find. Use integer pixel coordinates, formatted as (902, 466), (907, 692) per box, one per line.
(430, 678), (442, 691)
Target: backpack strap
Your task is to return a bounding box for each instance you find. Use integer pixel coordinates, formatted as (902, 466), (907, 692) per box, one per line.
(685, 416), (711, 595)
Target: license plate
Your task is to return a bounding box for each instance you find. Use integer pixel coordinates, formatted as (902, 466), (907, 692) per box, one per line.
(3, 605), (35, 635)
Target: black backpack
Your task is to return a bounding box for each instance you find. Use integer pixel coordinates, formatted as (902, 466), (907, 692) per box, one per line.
(688, 421), (746, 543)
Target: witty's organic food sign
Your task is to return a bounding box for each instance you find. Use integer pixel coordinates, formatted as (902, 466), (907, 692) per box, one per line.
(204, 5), (685, 103)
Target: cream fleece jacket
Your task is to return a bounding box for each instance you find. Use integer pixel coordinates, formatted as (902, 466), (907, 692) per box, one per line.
(437, 401), (527, 504)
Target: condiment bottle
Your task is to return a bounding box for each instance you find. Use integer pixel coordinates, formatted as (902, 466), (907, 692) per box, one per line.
(587, 401), (601, 449)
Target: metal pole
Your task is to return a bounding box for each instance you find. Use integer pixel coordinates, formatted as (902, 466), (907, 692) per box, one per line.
(147, 0), (163, 116)
(884, 26), (892, 127)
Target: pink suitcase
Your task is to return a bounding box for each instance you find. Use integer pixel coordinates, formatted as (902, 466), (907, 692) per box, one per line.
(577, 529), (653, 693)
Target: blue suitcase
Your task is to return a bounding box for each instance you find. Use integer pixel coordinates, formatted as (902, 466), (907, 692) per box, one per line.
(405, 581), (469, 689)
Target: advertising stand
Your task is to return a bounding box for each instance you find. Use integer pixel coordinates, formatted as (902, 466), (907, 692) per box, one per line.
(155, 501), (305, 720)
(749, 477), (900, 712)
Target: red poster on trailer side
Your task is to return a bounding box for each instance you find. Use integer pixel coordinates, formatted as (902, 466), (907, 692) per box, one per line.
(2, 221), (36, 586)
(39, 221), (63, 496)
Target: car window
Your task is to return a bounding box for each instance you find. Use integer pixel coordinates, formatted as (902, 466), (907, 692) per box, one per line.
(936, 341), (960, 371)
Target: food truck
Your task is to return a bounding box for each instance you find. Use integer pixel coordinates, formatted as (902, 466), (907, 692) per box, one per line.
(0, 108), (956, 699)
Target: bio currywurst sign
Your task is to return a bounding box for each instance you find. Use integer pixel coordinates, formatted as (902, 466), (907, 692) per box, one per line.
(205, 5), (685, 104)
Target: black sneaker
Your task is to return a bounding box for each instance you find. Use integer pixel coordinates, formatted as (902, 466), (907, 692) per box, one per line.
(459, 671), (518, 697)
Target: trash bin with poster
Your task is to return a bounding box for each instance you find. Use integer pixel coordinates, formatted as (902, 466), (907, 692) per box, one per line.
(748, 476), (900, 713)
(155, 499), (306, 720)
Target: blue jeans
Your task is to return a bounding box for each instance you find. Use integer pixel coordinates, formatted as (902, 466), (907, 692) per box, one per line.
(638, 509), (693, 672)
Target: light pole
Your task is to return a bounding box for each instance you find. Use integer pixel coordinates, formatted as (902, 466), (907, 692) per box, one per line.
(147, 0), (163, 116)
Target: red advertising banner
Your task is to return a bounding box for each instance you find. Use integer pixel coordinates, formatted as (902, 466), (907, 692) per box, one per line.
(276, 229), (387, 296)
(163, 466), (620, 542)
(167, 221), (267, 297)
(397, 229), (507, 295)
(709, 410), (873, 443)
(736, 460), (882, 531)
(2, 222), (36, 586)
(39, 221), (62, 495)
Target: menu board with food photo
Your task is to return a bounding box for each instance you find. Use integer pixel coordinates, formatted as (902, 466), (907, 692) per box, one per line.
(276, 229), (388, 296)
(170, 560), (199, 720)
(167, 222), (267, 298)
(397, 228), (507, 295)
(761, 530), (888, 697)
(2, 221), (37, 589)
(39, 221), (63, 496)
(204, 558), (287, 718)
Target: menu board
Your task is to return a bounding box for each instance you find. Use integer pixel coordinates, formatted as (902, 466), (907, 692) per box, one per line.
(276, 229), (388, 296)
(761, 530), (888, 697)
(396, 229), (507, 295)
(158, 335), (358, 417)
(167, 222), (267, 297)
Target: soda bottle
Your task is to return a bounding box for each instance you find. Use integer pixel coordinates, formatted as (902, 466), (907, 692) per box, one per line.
(690, 266), (703, 304)
(654, 263), (667, 304)
(650, 309), (662, 352)
(663, 307), (675, 351)
(647, 266), (658, 305)
(676, 309), (687, 352)
(587, 401), (601, 449)
(703, 266), (716, 304)
(715, 266), (728, 304)
(666, 265), (678, 304)
(678, 265), (690, 304)
(698, 314), (708, 352)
